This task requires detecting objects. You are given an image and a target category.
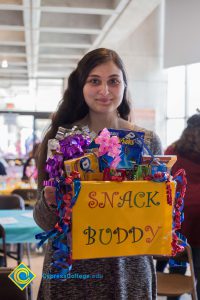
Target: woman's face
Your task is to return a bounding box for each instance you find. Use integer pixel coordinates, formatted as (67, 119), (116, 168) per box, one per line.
(83, 61), (125, 115)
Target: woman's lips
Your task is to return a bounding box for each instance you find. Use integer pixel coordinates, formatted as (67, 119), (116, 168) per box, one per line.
(96, 98), (112, 104)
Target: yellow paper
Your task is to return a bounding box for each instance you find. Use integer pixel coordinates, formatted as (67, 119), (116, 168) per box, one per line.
(72, 180), (176, 259)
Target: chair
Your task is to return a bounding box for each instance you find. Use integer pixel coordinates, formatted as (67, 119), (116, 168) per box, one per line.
(157, 243), (198, 300)
(0, 224), (7, 266)
(0, 267), (28, 300)
(0, 194), (25, 210)
(0, 194), (25, 264)
(0, 194), (33, 299)
(11, 189), (37, 208)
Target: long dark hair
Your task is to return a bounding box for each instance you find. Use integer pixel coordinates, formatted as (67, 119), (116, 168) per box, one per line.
(175, 113), (200, 161)
(37, 48), (131, 188)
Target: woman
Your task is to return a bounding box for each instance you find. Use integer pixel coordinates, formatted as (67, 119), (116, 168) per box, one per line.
(34, 48), (162, 300)
(22, 157), (37, 182)
(22, 143), (40, 182)
(0, 161), (6, 176)
(164, 113), (200, 299)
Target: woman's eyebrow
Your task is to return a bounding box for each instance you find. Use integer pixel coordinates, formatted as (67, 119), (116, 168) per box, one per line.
(88, 74), (120, 78)
(87, 74), (100, 78)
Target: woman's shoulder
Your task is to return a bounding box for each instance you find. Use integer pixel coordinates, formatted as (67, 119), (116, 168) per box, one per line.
(132, 124), (162, 155)
(117, 121), (162, 155)
(118, 119), (133, 130)
(131, 124), (152, 136)
(129, 124), (154, 144)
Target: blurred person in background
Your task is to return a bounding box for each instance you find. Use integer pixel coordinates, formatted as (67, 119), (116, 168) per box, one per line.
(22, 157), (37, 182)
(0, 152), (8, 176)
(157, 111), (200, 299)
(22, 143), (40, 183)
(0, 161), (6, 176)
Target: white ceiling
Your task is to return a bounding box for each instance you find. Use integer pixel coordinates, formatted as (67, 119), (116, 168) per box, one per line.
(0, 0), (160, 98)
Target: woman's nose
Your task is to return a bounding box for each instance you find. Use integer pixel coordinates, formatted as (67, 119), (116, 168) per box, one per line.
(99, 83), (109, 96)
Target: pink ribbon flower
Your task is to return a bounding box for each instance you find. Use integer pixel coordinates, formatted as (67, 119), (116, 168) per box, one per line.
(95, 128), (122, 169)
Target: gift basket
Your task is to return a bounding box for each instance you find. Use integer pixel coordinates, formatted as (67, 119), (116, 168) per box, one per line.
(36, 126), (186, 274)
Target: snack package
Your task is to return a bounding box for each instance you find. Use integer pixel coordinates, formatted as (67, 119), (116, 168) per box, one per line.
(103, 167), (150, 181)
(142, 155), (177, 173)
(151, 163), (167, 175)
(64, 152), (99, 180)
(98, 129), (144, 171)
(103, 168), (127, 181)
(132, 164), (150, 180)
(85, 171), (104, 181)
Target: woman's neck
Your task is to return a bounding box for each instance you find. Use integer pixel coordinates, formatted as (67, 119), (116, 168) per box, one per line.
(77, 112), (132, 134)
(84, 112), (120, 134)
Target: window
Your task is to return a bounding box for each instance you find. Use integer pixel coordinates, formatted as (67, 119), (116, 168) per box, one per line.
(166, 63), (200, 149)
(0, 114), (34, 157)
(187, 63), (200, 115)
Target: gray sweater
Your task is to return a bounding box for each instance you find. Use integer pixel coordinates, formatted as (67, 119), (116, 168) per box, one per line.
(34, 126), (162, 300)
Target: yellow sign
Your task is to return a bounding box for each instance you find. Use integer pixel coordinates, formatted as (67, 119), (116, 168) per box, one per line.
(72, 181), (176, 259)
(8, 262), (36, 290)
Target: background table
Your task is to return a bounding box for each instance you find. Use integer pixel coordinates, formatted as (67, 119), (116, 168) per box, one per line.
(0, 210), (41, 300)
(0, 210), (41, 244)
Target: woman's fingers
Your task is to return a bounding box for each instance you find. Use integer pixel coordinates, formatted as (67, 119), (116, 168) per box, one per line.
(44, 186), (57, 206)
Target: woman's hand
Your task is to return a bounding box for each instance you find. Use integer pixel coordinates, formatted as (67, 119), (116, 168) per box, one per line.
(44, 186), (57, 208)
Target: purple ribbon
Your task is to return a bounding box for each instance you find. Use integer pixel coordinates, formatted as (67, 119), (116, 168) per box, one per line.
(59, 134), (90, 160)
